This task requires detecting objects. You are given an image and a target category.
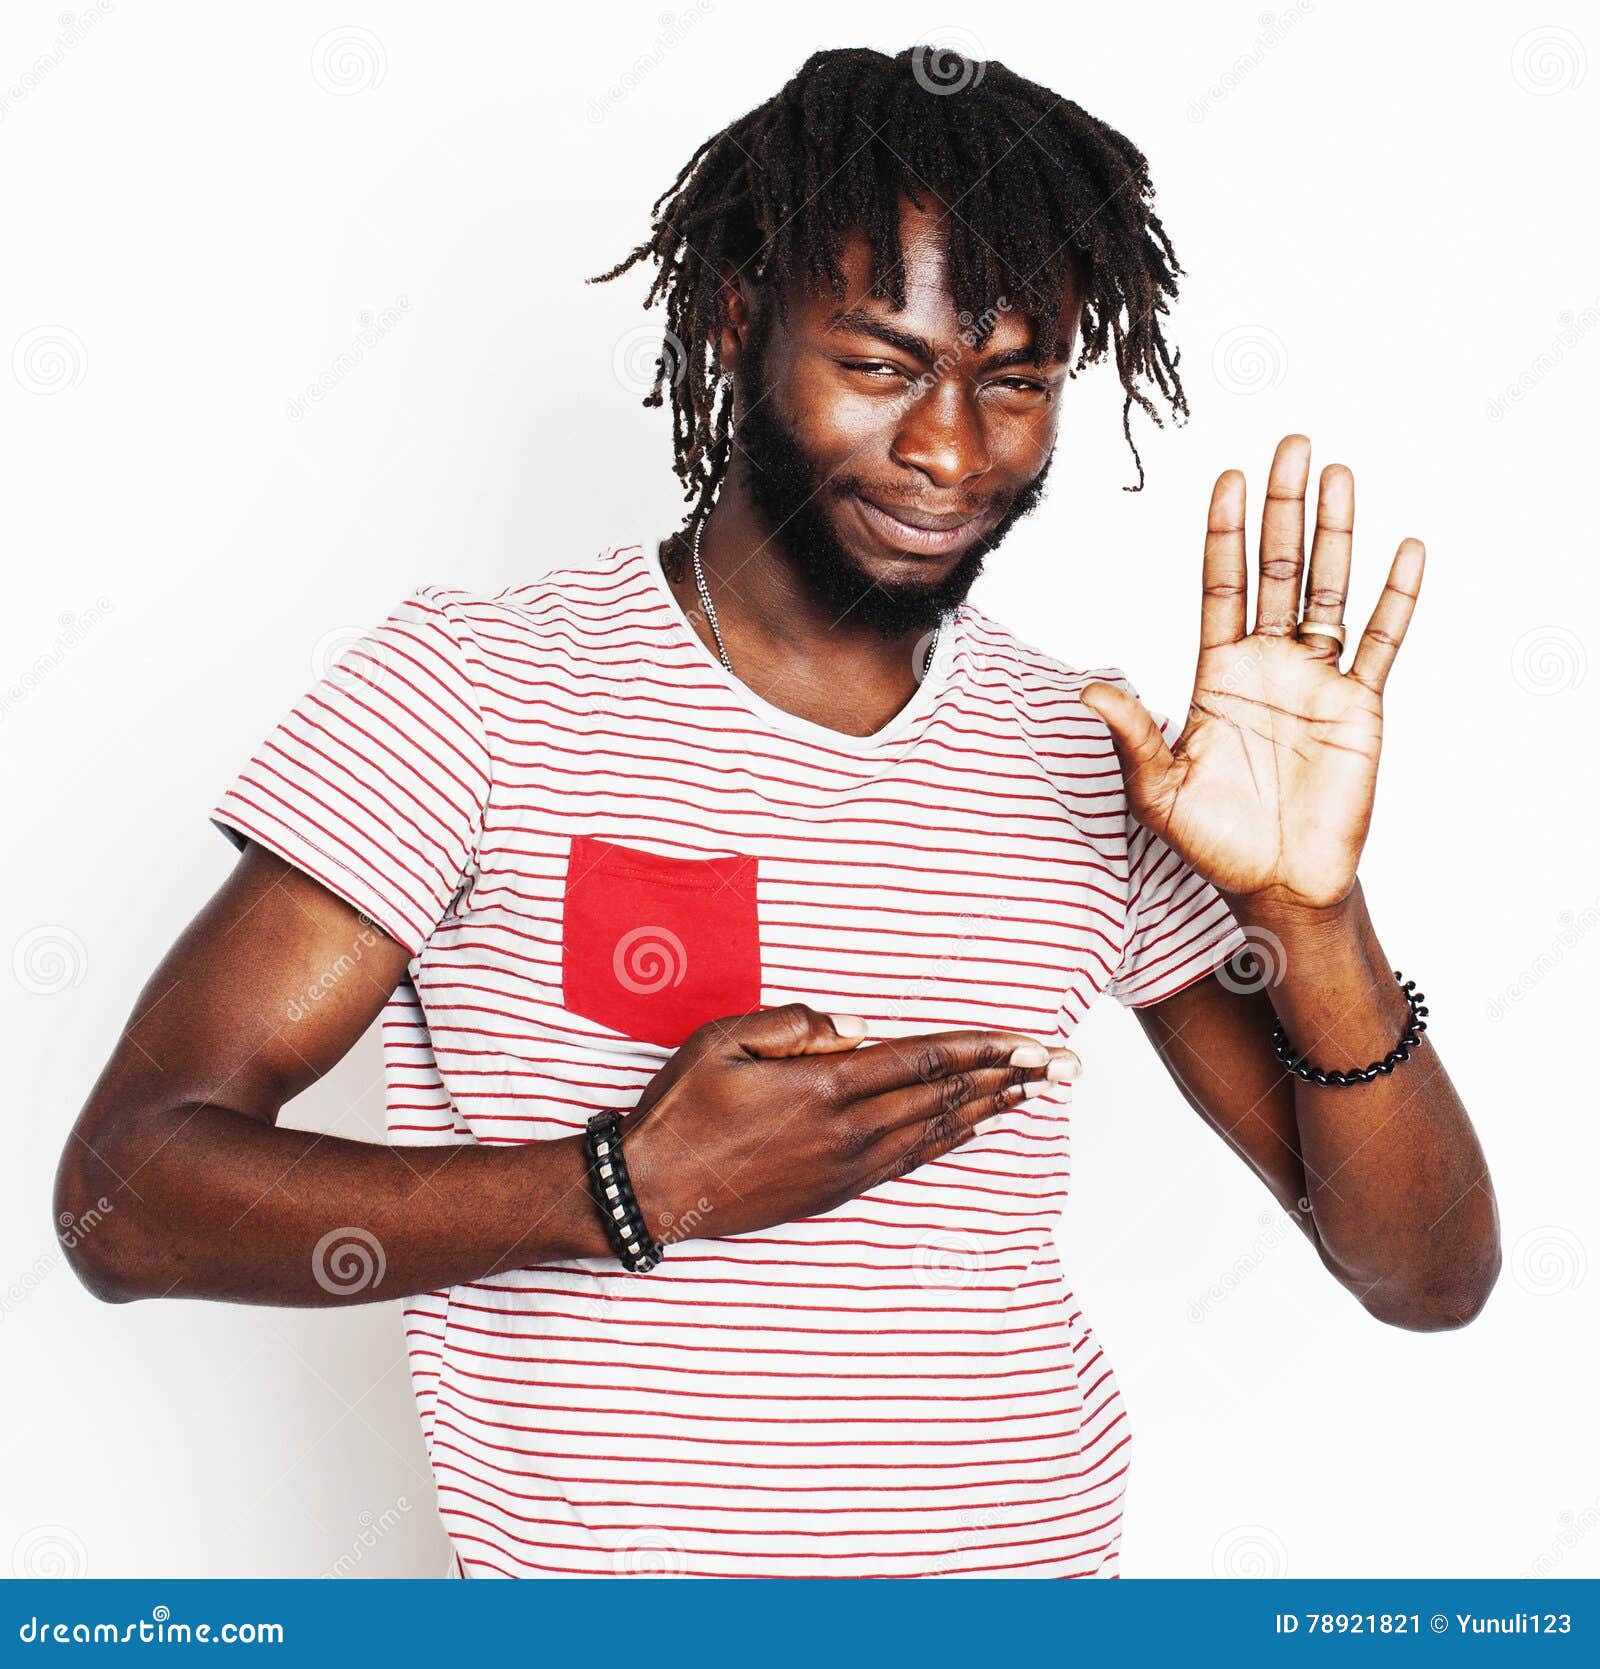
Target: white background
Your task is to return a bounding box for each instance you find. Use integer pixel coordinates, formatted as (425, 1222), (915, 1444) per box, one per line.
(3, 0), (1597, 1580)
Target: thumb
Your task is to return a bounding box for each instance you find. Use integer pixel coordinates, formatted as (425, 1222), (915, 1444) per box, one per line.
(733, 1003), (869, 1060)
(1079, 681), (1178, 818)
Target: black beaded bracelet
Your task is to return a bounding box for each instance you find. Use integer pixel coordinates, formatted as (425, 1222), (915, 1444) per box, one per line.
(1270, 970), (1429, 1086)
(582, 1111), (664, 1273)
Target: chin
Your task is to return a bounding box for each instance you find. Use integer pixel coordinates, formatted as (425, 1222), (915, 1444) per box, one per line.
(832, 512), (983, 586)
(848, 541), (967, 587)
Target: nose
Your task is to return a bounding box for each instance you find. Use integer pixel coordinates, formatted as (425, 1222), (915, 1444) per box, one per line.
(888, 379), (991, 489)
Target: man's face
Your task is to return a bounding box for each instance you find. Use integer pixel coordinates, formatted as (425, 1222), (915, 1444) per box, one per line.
(728, 195), (1078, 637)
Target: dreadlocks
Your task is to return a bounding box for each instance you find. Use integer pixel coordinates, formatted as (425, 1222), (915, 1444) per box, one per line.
(590, 45), (1188, 572)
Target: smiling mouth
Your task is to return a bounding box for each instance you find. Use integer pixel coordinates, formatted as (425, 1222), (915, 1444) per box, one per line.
(851, 493), (990, 557)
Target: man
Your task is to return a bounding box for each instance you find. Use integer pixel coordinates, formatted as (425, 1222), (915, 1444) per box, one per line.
(56, 46), (1498, 1578)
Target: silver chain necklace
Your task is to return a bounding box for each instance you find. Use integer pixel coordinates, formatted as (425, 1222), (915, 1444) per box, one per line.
(689, 515), (940, 680)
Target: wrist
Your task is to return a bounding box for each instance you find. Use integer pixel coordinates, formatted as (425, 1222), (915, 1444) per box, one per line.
(614, 1106), (683, 1245)
(541, 1134), (616, 1261)
(1224, 885), (1360, 948)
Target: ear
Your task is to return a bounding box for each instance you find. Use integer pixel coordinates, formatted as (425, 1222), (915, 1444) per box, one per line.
(717, 262), (752, 372)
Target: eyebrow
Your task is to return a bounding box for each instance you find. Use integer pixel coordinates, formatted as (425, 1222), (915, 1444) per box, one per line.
(825, 307), (1068, 369)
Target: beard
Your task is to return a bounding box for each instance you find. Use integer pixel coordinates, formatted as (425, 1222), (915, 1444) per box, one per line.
(730, 358), (1053, 639)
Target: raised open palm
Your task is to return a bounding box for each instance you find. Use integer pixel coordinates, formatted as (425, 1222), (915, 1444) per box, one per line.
(1081, 434), (1424, 913)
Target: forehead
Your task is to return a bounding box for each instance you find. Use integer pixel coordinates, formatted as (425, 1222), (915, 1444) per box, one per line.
(781, 194), (1079, 356)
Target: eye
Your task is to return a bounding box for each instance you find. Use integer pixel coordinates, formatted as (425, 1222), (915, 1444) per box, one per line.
(839, 359), (912, 383)
(988, 376), (1050, 398)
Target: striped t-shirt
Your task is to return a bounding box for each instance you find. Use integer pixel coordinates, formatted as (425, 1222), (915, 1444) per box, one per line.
(211, 535), (1246, 1579)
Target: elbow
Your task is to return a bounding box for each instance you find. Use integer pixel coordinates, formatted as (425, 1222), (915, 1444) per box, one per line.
(1358, 1244), (1502, 1333)
(53, 1134), (146, 1306)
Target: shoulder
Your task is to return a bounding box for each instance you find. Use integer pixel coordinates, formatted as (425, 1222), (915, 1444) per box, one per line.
(406, 538), (663, 659)
(953, 597), (1135, 718)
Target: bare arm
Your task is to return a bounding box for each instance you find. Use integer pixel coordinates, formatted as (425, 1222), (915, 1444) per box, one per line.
(55, 843), (1072, 1308)
(54, 843), (612, 1306)
(1134, 881), (1500, 1331)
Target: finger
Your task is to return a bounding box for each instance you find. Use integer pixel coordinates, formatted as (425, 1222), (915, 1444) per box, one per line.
(1199, 469), (1248, 649)
(1300, 463), (1354, 664)
(861, 1050), (1083, 1137)
(729, 1003), (869, 1059)
(826, 1028), (1058, 1103)
(863, 1066), (1077, 1181)
(1349, 538), (1425, 695)
(1078, 680), (1179, 827)
(1254, 434), (1311, 636)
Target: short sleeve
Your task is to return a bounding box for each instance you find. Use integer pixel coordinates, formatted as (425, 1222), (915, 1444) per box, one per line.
(1106, 705), (1247, 1009)
(210, 589), (492, 957)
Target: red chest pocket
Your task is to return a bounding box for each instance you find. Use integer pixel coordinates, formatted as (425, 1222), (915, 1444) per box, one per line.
(560, 835), (763, 1048)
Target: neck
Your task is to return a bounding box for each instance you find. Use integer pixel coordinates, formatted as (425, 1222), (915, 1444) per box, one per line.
(661, 486), (941, 739)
